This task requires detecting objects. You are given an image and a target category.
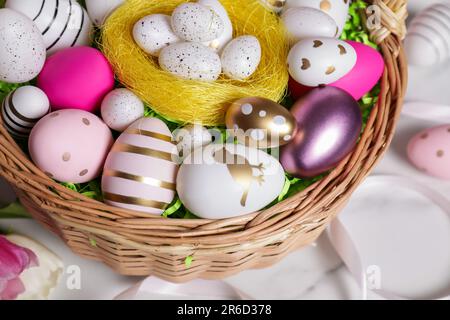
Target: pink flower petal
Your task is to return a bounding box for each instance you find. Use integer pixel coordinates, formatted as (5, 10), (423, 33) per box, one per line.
(0, 235), (38, 300)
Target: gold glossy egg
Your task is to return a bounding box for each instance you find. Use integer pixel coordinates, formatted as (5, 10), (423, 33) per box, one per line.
(225, 97), (297, 149)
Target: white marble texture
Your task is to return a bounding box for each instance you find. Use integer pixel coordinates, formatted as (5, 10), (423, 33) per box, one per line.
(1, 0), (450, 300)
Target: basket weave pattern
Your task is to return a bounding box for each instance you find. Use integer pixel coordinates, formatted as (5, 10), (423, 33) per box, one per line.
(0, 0), (407, 282)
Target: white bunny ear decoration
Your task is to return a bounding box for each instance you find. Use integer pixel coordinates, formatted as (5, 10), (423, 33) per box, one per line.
(402, 101), (450, 121)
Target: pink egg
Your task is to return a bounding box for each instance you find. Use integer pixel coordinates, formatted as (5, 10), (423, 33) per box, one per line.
(102, 118), (178, 215)
(29, 109), (114, 183)
(37, 46), (115, 113)
(407, 125), (450, 180)
(289, 41), (384, 101)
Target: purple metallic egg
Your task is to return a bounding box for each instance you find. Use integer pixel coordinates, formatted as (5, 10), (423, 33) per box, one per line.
(281, 86), (362, 178)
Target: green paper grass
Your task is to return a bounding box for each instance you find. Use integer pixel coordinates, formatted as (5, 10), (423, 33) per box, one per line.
(0, 0), (380, 219)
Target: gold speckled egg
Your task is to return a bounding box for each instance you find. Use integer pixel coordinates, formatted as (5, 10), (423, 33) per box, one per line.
(225, 97), (297, 149)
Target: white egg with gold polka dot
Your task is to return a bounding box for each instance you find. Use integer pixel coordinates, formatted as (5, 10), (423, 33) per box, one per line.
(283, 0), (350, 36)
(102, 118), (179, 215)
(258, 0), (286, 13)
(287, 37), (356, 87)
(225, 97), (297, 149)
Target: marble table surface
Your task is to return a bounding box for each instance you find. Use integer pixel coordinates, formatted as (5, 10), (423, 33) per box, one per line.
(1, 0), (450, 300)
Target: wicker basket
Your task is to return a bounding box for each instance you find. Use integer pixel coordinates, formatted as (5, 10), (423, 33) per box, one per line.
(0, 0), (408, 282)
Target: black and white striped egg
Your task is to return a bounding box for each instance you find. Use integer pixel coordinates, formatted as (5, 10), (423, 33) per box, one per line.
(1, 86), (50, 139)
(0, 9), (46, 84)
(5, 0), (93, 55)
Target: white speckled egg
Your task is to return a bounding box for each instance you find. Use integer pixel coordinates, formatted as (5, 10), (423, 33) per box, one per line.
(133, 14), (181, 57)
(173, 124), (213, 159)
(6, 0), (93, 55)
(171, 2), (224, 42)
(408, 125), (450, 180)
(283, 0), (350, 37)
(1, 86), (50, 139)
(102, 117), (178, 215)
(221, 36), (261, 80)
(29, 109), (114, 183)
(287, 37), (356, 87)
(198, 0), (233, 52)
(159, 42), (222, 81)
(177, 143), (285, 219)
(0, 9), (46, 83)
(101, 89), (145, 132)
(85, 0), (124, 26)
(281, 7), (338, 44)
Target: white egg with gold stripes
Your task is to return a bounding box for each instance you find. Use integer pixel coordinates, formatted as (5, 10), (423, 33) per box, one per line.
(1, 86), (50, 139)
(102, 118), (179, 215)
(5, 0), (93, 55)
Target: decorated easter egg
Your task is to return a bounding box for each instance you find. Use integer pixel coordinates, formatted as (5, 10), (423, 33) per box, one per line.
(85, 0), (124, 26)
(283, 0), (350, 36)
(289, 40), (384, 101)
(102, 118), (178, 215)
(258, 0), (286, 13)
(171, 2), (224, 43)
(0, 9), (46, 83)
(1, 86), (50, 139)
(281, 7), (338, 44)
(29, 109), (113, 183)
(6, 0), (93, 55)
(173, 124), (213, 159)
(100, 89), (145, 132)
(133, 14), (181, 57)
(221, 36), (262, 80)
(408, 125), (450, 180)
(225, 97), (297, 148)
(159, 42), (222, 81)
(177, 143), (285, 219)
(281, 87), (362, 178)
(287, 37), (356, 87)
(198, 0), (233, 52)
(37, 46), (115, 113)
(405, 3), (450, 67)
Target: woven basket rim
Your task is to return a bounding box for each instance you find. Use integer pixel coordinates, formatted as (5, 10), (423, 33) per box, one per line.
(0, 0), (408, 280)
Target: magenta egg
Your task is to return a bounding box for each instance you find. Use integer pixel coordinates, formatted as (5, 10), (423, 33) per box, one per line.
(281, 87), (362, 178)
(37, 46), (115, 113)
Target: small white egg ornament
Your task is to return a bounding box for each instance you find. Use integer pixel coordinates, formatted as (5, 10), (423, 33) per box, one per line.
(281, 7), (338, 44)
(283, 0), (350, 37)
(171, 2), (224, 43)
(159, 42), (222, 81)
(85, 0), (124, 26)
(177, 143), (285, 219)
(221, 36), (262, 80)
(6, 0), (93, 55)
(198, 0), (233, 52)
(1, 86), (50, 139)
(173, 124), (213, 159)
(101, 89), (145, 132)
(133, 14), (181, 57)
(102, 118), (178, 215)
(0, 9), (46, 83)
(405, 3), (450, 67)
(287, 37), (356, 87)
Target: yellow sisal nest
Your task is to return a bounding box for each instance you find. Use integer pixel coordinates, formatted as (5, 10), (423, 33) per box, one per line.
(101, 0), (289, 126)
